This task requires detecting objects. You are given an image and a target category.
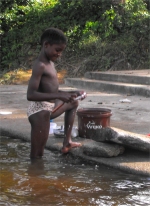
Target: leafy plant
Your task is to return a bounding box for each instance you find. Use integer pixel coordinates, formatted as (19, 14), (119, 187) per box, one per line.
(1, 0), (150, 74)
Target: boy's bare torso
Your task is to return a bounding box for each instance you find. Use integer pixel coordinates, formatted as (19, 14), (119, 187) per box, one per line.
(36, 60), (59, 102)
(39, 61), (58, 91)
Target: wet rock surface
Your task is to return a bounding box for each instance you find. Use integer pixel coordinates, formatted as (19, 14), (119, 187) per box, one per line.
(0, 82), (150, 176)
(86, 127), (150, 153)
(81, 139), (125, 157)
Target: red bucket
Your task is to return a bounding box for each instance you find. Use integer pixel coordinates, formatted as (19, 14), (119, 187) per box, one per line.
(77, 108), (112, 138)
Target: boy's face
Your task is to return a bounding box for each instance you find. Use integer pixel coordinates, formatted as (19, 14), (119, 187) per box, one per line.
(44, 42), (66, 62)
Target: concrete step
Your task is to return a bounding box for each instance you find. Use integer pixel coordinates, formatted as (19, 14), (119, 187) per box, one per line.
(85, 70), (150, 85)
(65, 77), (150, 97)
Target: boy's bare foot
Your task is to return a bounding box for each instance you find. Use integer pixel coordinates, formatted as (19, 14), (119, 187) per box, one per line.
(61, 142), (82, 154)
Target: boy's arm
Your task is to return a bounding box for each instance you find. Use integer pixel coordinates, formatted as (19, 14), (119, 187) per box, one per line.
(58, 90), (86, 99)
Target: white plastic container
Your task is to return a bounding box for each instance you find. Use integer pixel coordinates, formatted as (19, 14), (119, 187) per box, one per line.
(71, 127), (79, 138)
(49, 122), (57, 134)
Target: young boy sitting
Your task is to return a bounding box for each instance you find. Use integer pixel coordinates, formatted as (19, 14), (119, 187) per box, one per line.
(27, 27), (86, 158)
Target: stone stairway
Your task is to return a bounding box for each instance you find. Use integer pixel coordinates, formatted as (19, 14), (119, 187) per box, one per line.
(65, 69), (150, 97)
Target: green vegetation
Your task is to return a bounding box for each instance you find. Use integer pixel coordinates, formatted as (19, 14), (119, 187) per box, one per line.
(1, 0), (150, 78)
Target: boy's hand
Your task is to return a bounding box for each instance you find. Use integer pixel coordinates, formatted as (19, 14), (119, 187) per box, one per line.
(78, 91), (87, 100)
(59, 92), (77, 103)
(58, 91), (86, 103)
(73, 91), (87, 101)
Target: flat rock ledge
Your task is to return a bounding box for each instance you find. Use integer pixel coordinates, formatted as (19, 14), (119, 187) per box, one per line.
(49, 139), (125, 158)
(81, 139), (125, 157)
(85, 127), (150, 153)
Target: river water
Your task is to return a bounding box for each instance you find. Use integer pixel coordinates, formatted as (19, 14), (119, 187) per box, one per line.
(0, 136), (150, 206)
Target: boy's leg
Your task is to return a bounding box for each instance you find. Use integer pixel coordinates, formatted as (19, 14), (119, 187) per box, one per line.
(51, 100), (81, 153)
(28, 110), (50, 158)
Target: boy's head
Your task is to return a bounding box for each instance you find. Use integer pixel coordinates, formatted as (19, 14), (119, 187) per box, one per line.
(40, 28), (67, 46)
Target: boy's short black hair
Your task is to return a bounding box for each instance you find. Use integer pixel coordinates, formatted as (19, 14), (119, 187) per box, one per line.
(40, 27), (67, 45)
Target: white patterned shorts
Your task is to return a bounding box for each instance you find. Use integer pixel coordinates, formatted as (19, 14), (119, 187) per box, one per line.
(27, 101), (54, 118)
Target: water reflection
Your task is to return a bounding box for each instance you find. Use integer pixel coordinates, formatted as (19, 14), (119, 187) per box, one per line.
(0, 136), (150, 205)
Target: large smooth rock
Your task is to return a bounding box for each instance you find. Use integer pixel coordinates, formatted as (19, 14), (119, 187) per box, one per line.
(52, 139), (125, 157)
(82, 139), (125, 157)
(86, 127), (150, 152)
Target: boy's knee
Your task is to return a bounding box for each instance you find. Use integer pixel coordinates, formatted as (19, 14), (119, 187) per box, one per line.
(72, 100), (79, 108)
(66, 101), (78, 111)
